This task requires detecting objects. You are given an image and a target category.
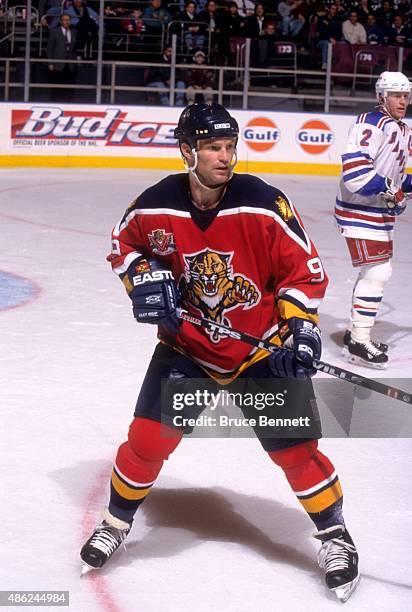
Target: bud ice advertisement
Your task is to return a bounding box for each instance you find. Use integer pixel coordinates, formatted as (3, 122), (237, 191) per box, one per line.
(2, 103), (412, 173)
(0, 102), (364, 172)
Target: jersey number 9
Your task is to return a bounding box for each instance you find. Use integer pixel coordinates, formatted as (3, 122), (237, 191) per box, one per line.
(307, 257), (325, 283)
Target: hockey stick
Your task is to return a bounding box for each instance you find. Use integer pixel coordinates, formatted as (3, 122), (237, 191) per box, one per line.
(176, 308), (412, 405)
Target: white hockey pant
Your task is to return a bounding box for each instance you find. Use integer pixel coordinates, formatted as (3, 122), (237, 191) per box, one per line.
(350, 260), (392, 343)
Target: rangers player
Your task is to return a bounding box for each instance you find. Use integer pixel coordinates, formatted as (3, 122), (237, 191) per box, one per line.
(336, 71), (412, 368)
(80, 103), (359, 602)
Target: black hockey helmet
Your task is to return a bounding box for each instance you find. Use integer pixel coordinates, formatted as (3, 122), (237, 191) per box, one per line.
(174, 103), (239, 149)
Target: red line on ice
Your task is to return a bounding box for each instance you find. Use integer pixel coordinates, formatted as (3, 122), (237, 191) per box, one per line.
(80, 468), (123, 612)
(0, 181), (105, 236)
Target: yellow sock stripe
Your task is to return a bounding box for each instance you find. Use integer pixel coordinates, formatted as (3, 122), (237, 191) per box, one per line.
(111, 470), (153, 501)
(297, 480), (343, 514)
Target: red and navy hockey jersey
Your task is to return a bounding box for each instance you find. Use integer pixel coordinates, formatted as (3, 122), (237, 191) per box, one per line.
(109, 173), (328, 380)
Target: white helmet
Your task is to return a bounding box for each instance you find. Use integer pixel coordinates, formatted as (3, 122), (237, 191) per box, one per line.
(375, 71), (412, 103)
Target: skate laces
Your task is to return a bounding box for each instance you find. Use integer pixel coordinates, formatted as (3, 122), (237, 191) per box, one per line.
(370, 339), (384, 351)
(318, 537), (357, 573)
(88, 522), (128, 557)
(352, 340), (383, 357)
(363, 341), (382, 357)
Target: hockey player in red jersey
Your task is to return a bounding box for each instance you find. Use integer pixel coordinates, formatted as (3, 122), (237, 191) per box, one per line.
(80, 103), (359, 602)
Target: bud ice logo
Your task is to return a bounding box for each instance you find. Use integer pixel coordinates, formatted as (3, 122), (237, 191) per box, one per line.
(242, 117), (280, 152)
(296, 120), (334, 154)
(11, 107), (178, 147)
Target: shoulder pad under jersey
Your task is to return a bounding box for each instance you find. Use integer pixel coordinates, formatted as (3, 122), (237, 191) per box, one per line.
(356, 111), (395, 131)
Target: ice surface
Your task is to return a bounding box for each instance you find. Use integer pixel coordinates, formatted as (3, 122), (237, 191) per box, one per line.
(0, 169), (411, 611)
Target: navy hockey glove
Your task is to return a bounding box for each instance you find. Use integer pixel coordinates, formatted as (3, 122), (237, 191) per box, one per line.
(380, 177), (407, 215)
(127, 259), (180, 334)
(269, 318), (321, 379)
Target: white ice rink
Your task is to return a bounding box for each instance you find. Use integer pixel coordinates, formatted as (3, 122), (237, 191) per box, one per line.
(1, 168), (411, 612)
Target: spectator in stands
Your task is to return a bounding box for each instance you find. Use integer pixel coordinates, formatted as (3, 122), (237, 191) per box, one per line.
(47, 13), (78, 101)
(234, 0), (255, 19)
(222, 2), (247, 38)
(284, 10), (307, 40)
(66, 0), (99, 57)
(316, 3), (342, 70)
(40, 0), (63, 29)
(145, 45), (186, 105)
(395, 0), (411, 19)
(245, 3), (267, 37)
(388, 14), (411, 46)
(105, 4), (129, 37)
(356, 0), (372, 25)
(199, 0), (226, 58)
(185, 49), (215, 103)
(176, 0), (208, 10)
(143, 0), (171, 32)
(365, 13), (384, 44)
(179, 1), (205, 52)
(39, 0), (61, 19)
(333, 0), (349, 23)
(252, 20), (283, 68)
(375, 1), (395, 29)
(218, 2), (247, 61)
(277, 0), (301, 35)
(342, 10), (367, 44)
(122, 5), (146, 43)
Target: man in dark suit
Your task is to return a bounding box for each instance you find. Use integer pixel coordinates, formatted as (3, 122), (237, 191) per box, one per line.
(47, 13), (78, 101)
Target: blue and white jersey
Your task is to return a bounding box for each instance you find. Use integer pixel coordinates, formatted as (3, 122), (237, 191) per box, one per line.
(336, 110), (412, 241)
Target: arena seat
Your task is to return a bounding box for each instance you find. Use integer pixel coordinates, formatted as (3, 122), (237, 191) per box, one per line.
(352, 47), (390, 91)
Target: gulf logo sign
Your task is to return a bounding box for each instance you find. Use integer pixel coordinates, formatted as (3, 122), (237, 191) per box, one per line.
(296, 120), (334, 154)
(242, 117), (280, 152)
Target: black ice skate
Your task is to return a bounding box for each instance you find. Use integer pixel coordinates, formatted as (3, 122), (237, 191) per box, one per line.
(342, 330), (388, 356)
(80, 509), (131, 575)
(314, 525), (360, 603)
(347, 339), (389, 369)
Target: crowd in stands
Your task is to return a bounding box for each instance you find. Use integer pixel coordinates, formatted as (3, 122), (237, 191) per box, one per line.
(1, 1), (412, 103)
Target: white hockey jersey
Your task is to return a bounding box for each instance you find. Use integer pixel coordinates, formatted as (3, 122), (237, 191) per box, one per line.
(335, 110), (412, 241)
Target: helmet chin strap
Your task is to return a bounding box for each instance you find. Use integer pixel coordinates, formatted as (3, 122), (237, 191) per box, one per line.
(183, 148), (238, 192)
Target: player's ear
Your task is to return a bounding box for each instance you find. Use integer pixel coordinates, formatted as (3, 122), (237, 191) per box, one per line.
(180, 142), (194, 163)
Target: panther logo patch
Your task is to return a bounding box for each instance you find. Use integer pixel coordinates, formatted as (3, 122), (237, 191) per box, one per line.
(276, 195), (294, 222)
(148, 229), (176, 256)
(179, 249), (260, 343)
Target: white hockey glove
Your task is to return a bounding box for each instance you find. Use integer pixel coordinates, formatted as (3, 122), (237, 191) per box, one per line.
(380, 177), (407, 216)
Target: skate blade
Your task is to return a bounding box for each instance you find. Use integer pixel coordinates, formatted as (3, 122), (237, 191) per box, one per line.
(332, 573), (360, 603)
(80, 563), (98, 577)
(348, 355), (388, 370)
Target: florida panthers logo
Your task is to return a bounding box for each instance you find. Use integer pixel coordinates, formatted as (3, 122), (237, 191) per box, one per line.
(148, 229), (176, 256)
(179, 249), (260, 343)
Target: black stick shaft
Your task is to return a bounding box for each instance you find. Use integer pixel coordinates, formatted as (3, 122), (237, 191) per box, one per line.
(176, 308), (412, 405)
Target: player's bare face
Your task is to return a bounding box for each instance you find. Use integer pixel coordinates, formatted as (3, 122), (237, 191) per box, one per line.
(385, 92), (409, 120)
(196, 138), (236, 187)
